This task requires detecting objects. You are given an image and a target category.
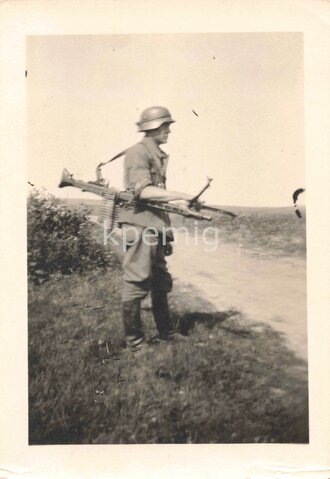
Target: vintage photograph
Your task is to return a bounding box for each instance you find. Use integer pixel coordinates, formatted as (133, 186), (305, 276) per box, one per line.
(27, 33), (308, 444)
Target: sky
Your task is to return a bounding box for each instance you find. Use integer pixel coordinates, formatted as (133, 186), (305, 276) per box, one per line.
(27, 33), (304, 206)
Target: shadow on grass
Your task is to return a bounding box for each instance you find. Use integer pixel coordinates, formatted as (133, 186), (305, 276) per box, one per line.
(175, 310), (253, 338)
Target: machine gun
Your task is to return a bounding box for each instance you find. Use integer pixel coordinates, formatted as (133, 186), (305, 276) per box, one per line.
(58, 168), (236, 232)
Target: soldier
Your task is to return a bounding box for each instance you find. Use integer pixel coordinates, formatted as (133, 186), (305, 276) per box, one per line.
(118, 106), (193, 350)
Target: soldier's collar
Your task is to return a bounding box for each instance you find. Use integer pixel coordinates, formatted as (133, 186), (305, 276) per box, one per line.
(141, 136), (168, 160)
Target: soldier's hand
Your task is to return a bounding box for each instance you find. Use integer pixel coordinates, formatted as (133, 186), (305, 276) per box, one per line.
(169, 199), (191, 208)
(190, 200), (204, 211)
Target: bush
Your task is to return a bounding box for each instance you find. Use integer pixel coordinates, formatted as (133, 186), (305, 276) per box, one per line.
(27, 190), (116, 283)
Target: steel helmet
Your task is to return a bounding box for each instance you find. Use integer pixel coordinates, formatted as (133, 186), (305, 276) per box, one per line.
(136, 106), (175, 132)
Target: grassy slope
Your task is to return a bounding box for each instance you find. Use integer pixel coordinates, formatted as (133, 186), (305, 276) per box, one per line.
(171, 209), (306, 258)
(29, 265), (308, 444)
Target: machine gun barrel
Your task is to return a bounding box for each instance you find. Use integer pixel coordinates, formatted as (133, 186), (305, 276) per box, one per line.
(59, 169), (116, 197)
(197, 204), (237, 218)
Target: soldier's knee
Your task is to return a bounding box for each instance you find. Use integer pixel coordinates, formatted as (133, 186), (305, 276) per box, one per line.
(122, 280), (150, 302)
(122, 225), (140, 252)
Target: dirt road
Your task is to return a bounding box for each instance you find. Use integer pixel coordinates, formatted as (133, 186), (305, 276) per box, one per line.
(92, 216), (307, 361)
(168, 233), (307, 360)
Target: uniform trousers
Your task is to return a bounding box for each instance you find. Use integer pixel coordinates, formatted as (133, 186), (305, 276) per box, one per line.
(121, 224), (173, 301)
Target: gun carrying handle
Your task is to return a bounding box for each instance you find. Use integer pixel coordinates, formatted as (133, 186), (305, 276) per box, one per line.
(96, 165), (103, 182)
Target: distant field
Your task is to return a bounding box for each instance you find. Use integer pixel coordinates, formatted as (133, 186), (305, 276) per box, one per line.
(176, 207), (306, 258)
(60, 197), (306, 258)
(60, 198), (102, 216)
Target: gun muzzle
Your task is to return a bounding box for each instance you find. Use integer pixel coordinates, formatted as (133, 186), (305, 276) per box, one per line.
(59, 169), (73, 188)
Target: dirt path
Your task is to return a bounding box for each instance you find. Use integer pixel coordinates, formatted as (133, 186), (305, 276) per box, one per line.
(91, 216), (308, 361)
(168, 234), (307, 361)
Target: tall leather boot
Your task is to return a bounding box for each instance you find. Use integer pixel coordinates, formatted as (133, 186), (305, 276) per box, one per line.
(151, 290), (174, 340)
(122, 299), (145, 349)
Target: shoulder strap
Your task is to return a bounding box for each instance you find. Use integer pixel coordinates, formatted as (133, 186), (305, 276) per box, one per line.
(97, 148), (128, 168)
(97, 143), (166, 183)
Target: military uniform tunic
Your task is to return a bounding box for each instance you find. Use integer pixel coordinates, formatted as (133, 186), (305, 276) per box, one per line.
(118, 137), (173, 301)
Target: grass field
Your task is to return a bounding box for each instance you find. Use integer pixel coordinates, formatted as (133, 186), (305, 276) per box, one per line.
(63, 197), (306, 257)
(171, 205), (306, 258)
(28, 199), (308, 444)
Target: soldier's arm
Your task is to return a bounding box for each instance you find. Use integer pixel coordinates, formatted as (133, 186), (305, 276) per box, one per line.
(125, 145), (153, 197)
(139, 186), (193, 203)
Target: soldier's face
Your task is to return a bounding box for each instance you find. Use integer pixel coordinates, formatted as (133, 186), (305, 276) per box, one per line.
(149, 123), (171, 145)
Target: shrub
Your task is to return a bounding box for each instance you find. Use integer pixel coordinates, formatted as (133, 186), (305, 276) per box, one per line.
(27, 190), (116, 283)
